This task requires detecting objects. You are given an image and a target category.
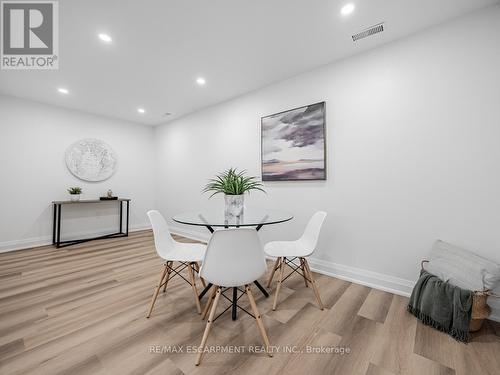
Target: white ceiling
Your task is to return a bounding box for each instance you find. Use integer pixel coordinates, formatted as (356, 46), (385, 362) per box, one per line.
(0, 0), (498, 126)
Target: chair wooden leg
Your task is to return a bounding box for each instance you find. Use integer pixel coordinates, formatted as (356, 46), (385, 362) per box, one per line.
(162, 261), (173, 292)
(146, 264), (169, 318)
(267, 257), (280, 288)
(195, 286), (222, 366)
(201, 285), (216, 320)
(272, 257), (285, 311)
(195, 262), (206, 288)
(187, 262), (202, 314)
(300, 258), (309, 288)
(303, 259), (324, 310)
(245, 285), (272, 357)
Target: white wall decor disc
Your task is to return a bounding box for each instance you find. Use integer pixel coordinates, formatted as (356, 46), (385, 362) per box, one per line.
(65, 139), (117, 182)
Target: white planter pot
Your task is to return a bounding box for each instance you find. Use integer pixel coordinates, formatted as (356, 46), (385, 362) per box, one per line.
(70, 194), (80, 202)
(224, 194), (244, 218)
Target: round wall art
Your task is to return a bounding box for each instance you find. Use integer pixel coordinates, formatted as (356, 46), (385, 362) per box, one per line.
(65, 138), (118, 182)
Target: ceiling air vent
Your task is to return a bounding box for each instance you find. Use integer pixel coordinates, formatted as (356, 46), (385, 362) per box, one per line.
(352, 23), (385, 42)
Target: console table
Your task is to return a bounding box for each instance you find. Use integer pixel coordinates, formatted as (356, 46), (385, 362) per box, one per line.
(52, 199), (130, 248)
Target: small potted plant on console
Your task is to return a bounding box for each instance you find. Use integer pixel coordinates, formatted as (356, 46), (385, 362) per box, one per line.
(68, 187), (82, 202)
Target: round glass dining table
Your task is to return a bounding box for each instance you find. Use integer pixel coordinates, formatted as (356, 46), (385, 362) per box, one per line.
(172, 207), (293, 320)
(172, 208), (293, 233)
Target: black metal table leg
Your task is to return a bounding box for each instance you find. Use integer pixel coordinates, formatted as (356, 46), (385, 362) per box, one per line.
(52, 203), (57, 245)
(198, 225), (215, 300)
(56, 204), (61, 248)
(199, 283), (213, 299)
(254, 280), (269, 297)
(126, 200), (130, 236)
(232, 287), (238, 321)
(119, 201), (123, 234)
(253, 226), (270, 296)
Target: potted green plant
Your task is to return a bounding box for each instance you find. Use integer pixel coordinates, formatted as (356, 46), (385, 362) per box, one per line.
(67, 187), (82, 202)
(203, 168), (265, 217)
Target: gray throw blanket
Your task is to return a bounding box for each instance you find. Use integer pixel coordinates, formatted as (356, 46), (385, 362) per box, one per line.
(407, 270), (473, 343)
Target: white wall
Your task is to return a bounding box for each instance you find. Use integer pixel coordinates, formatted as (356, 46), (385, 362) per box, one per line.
(155, 6), (500, 315)
(0, 96), (155, 251)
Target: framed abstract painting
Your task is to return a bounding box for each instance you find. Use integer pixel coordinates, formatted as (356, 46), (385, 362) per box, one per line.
(261, 101), (326, 181)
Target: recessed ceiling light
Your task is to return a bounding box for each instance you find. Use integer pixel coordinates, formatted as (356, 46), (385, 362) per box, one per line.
(57, 87), (69, 94)
(137, 107), (146, 114)
(196, 77), (206, 86)
(340, 3), (355, 16)
(98, 33), (112, 43)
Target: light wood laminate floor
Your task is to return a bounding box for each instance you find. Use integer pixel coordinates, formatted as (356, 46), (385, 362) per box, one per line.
(0, 230), (499, 375)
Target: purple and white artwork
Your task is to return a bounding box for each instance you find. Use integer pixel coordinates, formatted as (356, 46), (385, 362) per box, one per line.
(261, 102), (326, 181)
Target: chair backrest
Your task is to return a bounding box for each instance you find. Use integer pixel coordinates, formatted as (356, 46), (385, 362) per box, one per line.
(147, 210), (175, 259)
(200, 228), (267, 287)
(298, 211), (327, 256)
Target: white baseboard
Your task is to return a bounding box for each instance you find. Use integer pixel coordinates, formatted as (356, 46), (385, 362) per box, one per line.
(306, 256), (414, 297)
(0, 223), (151, 253)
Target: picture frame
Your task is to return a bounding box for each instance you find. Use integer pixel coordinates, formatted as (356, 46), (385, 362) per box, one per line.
(261, 101), (326, 181)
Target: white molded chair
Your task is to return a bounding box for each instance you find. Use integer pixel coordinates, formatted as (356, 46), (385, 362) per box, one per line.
(195, 228), (272, 365)
(146, 210), (206, 318)
(265, 211), (327, 311)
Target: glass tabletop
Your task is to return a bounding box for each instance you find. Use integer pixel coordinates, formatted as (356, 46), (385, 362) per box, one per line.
(172, 208), (293, 228)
